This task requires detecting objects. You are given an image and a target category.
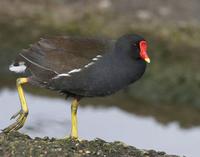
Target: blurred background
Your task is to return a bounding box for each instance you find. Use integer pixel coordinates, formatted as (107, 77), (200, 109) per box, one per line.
(0, 0), (200, 156)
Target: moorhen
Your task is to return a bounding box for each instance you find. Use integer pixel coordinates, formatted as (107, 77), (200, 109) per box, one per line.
(3, 34), (150, 138)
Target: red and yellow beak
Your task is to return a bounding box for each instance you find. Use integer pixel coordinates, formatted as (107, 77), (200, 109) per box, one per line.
(139, 40), (150, 63)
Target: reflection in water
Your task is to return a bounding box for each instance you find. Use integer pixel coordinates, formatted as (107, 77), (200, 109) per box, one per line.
(1, 89), (200, 157)
(2, 81), (200, 128)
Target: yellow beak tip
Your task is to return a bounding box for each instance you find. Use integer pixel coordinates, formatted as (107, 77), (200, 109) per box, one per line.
(144, 58), (151, 63)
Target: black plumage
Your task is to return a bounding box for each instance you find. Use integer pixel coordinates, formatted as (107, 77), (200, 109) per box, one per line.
(11, 34), (149, 97)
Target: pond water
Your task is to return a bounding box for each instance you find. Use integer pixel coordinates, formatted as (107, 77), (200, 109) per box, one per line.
(0, 88), (200, 157)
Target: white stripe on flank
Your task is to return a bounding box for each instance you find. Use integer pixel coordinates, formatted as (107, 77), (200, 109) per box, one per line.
(52, 73), (71, 79)
(96, 55), (102, 58)
(84, 55), (102, 68)
(84, 62), (94, 68)
(68, 69), (81, 74)
(52, 54), (103, 80)
(92, 58), (98, 61)
(53, 68), (81, 79)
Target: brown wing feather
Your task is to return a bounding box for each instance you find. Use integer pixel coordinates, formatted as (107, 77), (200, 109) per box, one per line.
(15, 36), (114, 81)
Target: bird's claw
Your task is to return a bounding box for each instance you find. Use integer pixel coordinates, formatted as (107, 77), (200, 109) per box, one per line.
(3, 110), (28, 133)
(64, 135), (82, 141)
(10, 110), (21, 120)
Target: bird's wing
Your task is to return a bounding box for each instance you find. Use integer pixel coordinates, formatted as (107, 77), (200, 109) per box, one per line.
(14, 36), (114, 81)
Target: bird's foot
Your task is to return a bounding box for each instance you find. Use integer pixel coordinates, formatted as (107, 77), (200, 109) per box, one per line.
(2, 109), (28, 133)
(64, 135), (82, 141)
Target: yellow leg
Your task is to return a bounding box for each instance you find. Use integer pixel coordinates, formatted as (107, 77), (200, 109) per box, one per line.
(3, 78), (29, 133)
(70, 98), (79, 139)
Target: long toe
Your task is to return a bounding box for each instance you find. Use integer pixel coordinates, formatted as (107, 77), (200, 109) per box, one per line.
(2, 110), (28, 133)
(10, 110), (21, 120)
(65, 136), (82, 141)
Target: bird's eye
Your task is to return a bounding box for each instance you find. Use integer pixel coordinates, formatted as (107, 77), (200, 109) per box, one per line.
(133, 43), (137, 47)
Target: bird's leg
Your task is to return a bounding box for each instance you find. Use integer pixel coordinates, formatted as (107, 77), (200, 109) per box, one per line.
(3, 78), (29, 133)
(70, 98), (79, 139)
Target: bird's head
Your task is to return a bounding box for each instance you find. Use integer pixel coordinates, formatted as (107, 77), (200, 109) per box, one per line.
(115, 34), (150, 63)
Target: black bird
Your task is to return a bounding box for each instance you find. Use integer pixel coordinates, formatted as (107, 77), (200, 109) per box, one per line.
(3, 34), (150, 138)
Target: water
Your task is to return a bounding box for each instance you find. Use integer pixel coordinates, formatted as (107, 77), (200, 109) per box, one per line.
(1, 89), (200, 157)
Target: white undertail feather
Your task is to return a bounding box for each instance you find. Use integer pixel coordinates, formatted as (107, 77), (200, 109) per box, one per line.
(9, 62), (27, 73)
